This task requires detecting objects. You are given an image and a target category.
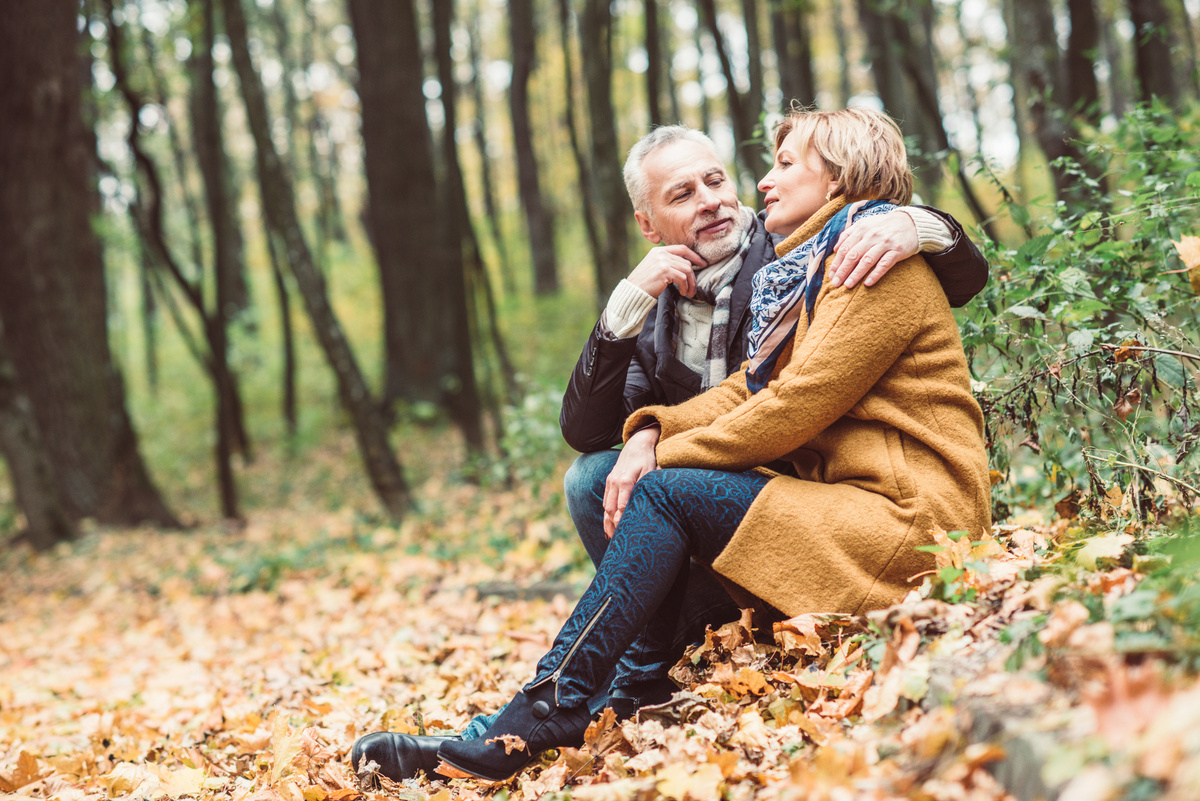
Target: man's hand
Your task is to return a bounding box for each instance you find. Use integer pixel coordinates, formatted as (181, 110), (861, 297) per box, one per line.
(626, 246), (706, 299)
(829, 210), (919, 290)
(603, 426), (660, 537)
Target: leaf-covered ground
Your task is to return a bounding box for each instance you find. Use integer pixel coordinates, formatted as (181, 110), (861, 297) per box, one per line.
(3, 470), (1199, 801)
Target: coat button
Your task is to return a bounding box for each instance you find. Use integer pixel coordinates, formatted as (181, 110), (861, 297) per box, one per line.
(532, 700), (551, 718)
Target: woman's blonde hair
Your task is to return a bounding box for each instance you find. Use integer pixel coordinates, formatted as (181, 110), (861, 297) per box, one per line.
(772, 107), (913, 206)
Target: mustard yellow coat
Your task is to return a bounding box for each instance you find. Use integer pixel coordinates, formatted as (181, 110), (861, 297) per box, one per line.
(623, 199), (991, 618)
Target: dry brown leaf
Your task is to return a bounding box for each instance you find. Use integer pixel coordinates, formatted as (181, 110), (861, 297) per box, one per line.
(655, 761), (723, 801)
(486, 733), (528, 755)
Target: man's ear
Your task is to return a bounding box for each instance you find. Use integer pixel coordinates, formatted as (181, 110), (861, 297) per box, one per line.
(635, 210), (662, 244)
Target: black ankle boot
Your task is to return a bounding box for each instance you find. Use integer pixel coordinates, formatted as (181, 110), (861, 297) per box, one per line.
(351, 732), (456, 781)
(436, 683), (591, 782)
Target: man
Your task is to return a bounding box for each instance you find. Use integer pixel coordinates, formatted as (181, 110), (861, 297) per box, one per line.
(351, 125), (988, 781)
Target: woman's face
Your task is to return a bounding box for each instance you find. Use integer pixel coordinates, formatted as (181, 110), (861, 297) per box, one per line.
(757, 130), (839, 235)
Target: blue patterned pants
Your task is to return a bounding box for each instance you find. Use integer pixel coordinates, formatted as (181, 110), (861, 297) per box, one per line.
(526, 467), (772, 707)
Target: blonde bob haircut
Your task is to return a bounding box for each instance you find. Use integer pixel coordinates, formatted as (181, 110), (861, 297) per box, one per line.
(772, 107), (913, 206)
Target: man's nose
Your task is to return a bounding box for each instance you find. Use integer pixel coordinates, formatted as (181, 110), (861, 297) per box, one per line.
(696, 184), (721, 211)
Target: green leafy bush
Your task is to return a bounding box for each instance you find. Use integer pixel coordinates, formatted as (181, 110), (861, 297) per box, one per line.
(963, 101), (1200, 524)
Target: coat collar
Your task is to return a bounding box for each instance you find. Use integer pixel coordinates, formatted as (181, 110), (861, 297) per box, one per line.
(773, 197), (850, 258)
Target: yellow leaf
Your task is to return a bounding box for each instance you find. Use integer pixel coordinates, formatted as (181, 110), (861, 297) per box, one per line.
(1172, 235), (1200, 292)
(100, 763), (148, 798)
(150, 765), (206, 797)
(729, 709), (772, 750)
(1074, 534), (1134, 571)
(270, 712), (306, 784)
(656, 762), (724, 801)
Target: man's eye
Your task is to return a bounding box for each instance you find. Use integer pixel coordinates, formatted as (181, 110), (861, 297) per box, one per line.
(674, 192), (691, 202)
(708, 178), (723, 187)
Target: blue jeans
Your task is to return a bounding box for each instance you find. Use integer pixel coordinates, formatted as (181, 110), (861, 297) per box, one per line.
(527, 467), (771, 707)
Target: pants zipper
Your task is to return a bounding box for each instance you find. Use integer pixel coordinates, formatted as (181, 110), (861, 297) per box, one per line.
(531, 594), (612, 706)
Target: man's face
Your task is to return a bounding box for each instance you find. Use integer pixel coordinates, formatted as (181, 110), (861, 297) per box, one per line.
(634, 140), (747, 264)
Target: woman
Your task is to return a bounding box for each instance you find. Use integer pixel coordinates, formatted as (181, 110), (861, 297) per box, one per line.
(435, 107), (991, 782)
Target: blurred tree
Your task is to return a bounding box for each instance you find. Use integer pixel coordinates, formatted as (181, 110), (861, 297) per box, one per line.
(646, 0), (665, 126)
(581, 0), (632, 300)
(1127, 0), (1185, 108)
(466, 8), (514, 295)
(699, 0), (767, 189)
(510, 0), (560, 295)
(556, 0), (603, 284)
(105, 0), (246, 520)
(1007, 0), (1106, 209)
(349, 0), (482, 444)
(431, 0), (489, 450)
(0, 0), (178, 533)
(771, 0), (816, 110)
(223, 0), (410, 519)
(0, 319), (77, 550)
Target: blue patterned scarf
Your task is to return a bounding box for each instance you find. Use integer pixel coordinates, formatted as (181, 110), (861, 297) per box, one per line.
(745, 200), (896, 393)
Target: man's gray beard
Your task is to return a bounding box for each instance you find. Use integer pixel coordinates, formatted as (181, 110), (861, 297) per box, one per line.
(690, 211), (749, 264)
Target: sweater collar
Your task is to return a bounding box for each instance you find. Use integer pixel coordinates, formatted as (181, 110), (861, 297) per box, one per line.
(773, 197), (850, 258)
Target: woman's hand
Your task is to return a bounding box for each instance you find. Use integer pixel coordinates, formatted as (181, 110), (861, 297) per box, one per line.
(603, 426), (661, 537)
(828, 210), (919, 289)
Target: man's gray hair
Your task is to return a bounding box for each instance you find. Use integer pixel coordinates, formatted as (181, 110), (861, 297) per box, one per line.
(623, 125), (721, 213)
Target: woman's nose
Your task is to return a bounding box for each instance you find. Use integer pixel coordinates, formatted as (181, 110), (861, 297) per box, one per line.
(757, 171), (775, 193)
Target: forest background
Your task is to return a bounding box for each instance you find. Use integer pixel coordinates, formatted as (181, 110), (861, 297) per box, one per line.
(2, 0), (1200, 799)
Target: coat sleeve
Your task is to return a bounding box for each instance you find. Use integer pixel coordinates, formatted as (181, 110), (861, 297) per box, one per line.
(561, 315), (659, 453)
(626, 255), (936, 472)
(914, 205), (989, 308)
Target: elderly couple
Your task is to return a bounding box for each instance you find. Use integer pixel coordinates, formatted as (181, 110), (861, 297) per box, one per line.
(353, 107), (991, 783)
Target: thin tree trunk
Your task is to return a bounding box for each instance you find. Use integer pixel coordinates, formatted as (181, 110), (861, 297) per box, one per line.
(510, 0), (559, 294)
(699, 0), (763, 188)
(223, 0), (410, 519)
(467, 9), (515, 297)
(581, 0), (631, 301)
(266, 232), (298, 436)
(431, 0), (486, 452)
(0, 0), (178, 530)
(106, 0), (241, 520)
(646, 0), (664, 126)
(771, 0), (816, 108)
(557, 0), (604, 293)
(832, 2), (852, 107)
(1065, 0), (1103, 122)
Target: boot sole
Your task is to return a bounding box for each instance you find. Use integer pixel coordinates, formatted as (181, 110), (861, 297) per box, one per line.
(434, 754), (532, 783)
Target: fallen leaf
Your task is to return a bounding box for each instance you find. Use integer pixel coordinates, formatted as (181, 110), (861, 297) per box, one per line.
(486, 733), (528, 755)
(1074, 533), (1134, 570)
(655, 761), (723, 801)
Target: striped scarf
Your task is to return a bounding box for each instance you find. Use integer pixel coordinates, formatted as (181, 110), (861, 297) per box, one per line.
(689, 205), (756, 389)
(745, 200), (895, 393)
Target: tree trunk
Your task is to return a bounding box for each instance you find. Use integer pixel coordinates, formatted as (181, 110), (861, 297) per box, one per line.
(510, 0), (560, 294)
(1065, 0), (1103, 123)
(0, 319), (77, 550)
(431, 0), (486, 452)
(107, 0), (241, 520)
(646, 0), (664, 126)
(699, 0), (766, 189)
(467, 9), (514, 296)
(557, 0), (604, 292)
(771, 0), (816, 109)
(1127, 0), (1183, 108)
(581, 0), (632, 301)
(222, 0), (410, 519)
(1008, 0), (1095, 209)
(0, 0), (178, 529)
